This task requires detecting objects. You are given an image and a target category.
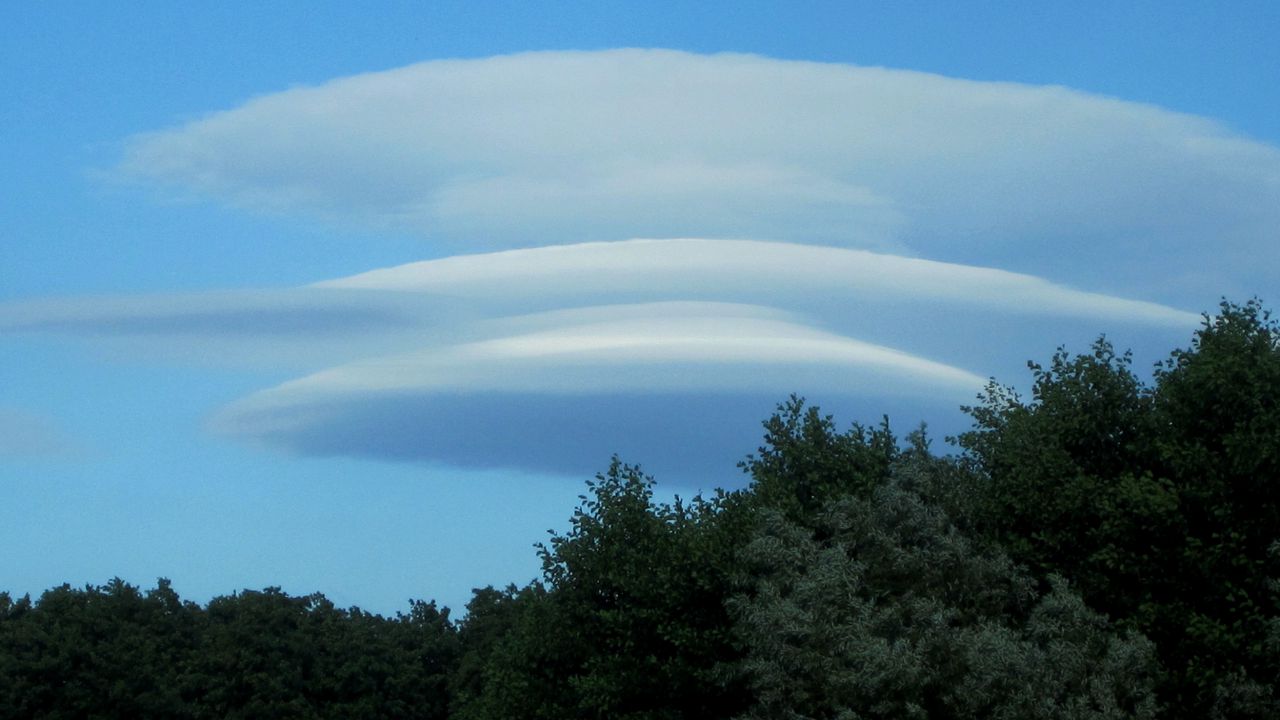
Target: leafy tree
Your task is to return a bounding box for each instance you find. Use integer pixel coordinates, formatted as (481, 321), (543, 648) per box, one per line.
(183, 588), (457, 719)
(744, 395), (897, 525)
(733, 432), (1159, 719)
(450, 583), (576, 720)
(1149, 300), (1280, 714)
(957, 339), (1180, 623)
(0, 580), (458, 719)
(541, 459), (751, 718)
(0, 578), (198, 718)
(958, 300), (1280, 717)
(456, 458), (752, 719)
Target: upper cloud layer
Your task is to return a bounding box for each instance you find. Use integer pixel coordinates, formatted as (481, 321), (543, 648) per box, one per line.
(118, 49), (1280, 303)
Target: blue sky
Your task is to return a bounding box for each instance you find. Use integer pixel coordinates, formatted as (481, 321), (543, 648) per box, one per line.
(3, 2), (1278, 615)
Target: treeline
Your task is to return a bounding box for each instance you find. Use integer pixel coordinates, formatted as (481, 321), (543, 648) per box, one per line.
(2, 301), (1277, 719)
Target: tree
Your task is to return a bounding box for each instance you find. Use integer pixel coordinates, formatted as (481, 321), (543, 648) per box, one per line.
(957, 300), (1280, 717)
(183, 588), (457, 719)
(456, 458), (752, 719)
(0, 579), (201, 718)
(744, 395), (897, 525)
(733, 427), (1159, 719)
(0, 580), (458, 719)
(1149, 300), (1280, 714)
(957, 339), (1179, 623)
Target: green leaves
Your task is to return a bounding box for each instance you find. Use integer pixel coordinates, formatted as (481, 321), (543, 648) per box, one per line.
(744, 395), (898, 525)
(732, 466), (1158, 720)
(956, 300), (1280, 718)
(3, 300), (1277, 719)
(0, 581), (458, 719)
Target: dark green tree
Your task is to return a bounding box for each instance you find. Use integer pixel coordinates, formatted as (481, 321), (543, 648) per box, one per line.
(455, 458), (752, 719)
(183, 588), (457, 719)
(744, 395), (897, 525)
(0, 580), (458, 719)
(450, 583), (576, 720)
(0, 578), (197, 719)
(733, 419), (1159, 719)
(958, 300), (1280, 717)
(957, 339), (1180, 623)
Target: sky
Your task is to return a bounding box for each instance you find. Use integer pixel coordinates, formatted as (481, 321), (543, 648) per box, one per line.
(2, 2), (1278, 616)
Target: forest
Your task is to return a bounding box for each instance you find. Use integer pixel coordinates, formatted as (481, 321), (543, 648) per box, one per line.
(1, 300), (1277, 719)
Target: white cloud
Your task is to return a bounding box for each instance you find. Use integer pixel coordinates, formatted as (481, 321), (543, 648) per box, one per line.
(0, 237), (1202, 476)
(207, 302), (988, 480)
(0, 288), (481, 368)
(118, 49), (1280, 301)
(317, 238), (1201, 327)
(214, 301), (985, 401)
(16, 48), (1272, 477)
(0, 239), (1198, 363)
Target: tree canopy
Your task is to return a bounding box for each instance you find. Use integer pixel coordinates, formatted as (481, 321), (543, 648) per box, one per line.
(3, 300), (1277, 719)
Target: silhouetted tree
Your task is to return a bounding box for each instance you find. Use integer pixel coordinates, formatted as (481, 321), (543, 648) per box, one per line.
(959, 300), (1280, 717)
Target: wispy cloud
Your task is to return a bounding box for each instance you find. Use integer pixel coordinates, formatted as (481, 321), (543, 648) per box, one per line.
(0, 290), (414, 337)
(0, 408), (85, 460)
(0, 289), (476, 368)
(117, 49), (1280, 302)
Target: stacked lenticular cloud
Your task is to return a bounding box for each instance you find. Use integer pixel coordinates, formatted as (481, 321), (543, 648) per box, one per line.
(9, 50), (1278, 478)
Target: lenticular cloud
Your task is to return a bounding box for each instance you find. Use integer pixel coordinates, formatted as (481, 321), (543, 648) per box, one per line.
(119, 49), (1280, 303)
(16, 49), (1277, 478)
(1, 237), (1203, 479)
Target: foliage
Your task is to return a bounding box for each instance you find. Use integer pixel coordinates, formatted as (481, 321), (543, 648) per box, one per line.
(744, 395), (897, 524)
(0, 581), (457, 719)
(449, 583), (573, 720)
(958, 300), (1280, 717)
(733, 436), (1159, 720)
(454, 458), (753, 719)
(0, 578), (197, 717)
(3, 300), (1277, 719)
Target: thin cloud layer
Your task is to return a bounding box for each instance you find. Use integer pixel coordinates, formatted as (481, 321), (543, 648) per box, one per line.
(1, 237), (1201, 476)
(0, 289), (476, 369)
(118, 49), (1280, 301)
(212, 301), (985, 408)
(318, 239), (1201, 327)
(0, 240), (1198, 347)
(0, 290), (415, 336)
(208, 303), (987, 480)
(0, 408), (84, 460)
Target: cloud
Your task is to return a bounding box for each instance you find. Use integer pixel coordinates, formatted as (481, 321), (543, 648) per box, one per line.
(0, 289), (478, 368)
(205, 392), (848, 481)
(0, 233), (1203, 474)
(213, 301), (986, 401)
(0, 240), (1198, 348)
(0, 290), (411, 336)
(0, 408), (84, 460)
(0, 238), (1200, 477)
(17, 48), (1273, 478)
(208, 302), (987, 480)
(317, 239), (1202, 328)
(117, 49), (1280, 302)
